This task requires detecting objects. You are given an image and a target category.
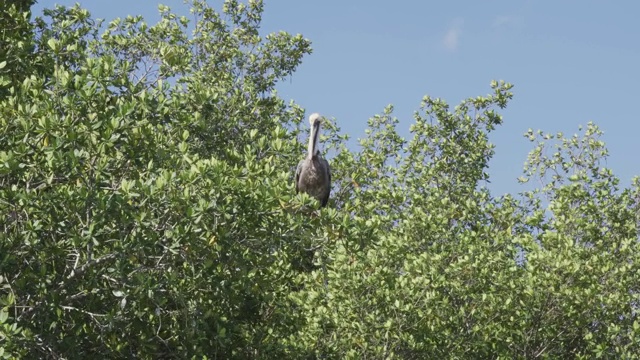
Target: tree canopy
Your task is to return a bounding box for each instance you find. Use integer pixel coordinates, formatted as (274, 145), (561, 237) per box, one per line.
(1, 1), (639, 358)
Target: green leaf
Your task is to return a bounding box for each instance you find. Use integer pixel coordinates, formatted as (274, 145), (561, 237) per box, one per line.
(47, 38), (58, 51)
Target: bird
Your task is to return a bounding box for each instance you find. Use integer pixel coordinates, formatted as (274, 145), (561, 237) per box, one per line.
(295, 113), (331, 207)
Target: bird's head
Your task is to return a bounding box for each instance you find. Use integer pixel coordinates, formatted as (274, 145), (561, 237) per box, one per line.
(309, 113), (322, 128)
(307, 113), (323, 158)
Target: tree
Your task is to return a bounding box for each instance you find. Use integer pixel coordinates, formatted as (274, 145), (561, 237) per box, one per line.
(0, 0), (38, 98)
(288, 95), (640, 358)
(1, 1), (639, 358)
(1, 1), (314, 357)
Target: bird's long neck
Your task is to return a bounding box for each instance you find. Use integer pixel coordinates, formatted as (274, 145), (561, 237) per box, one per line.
(307, 123), (320, 159)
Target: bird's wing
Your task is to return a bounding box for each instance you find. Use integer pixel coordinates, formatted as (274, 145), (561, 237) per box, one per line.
(295, 160), (303, 193)
(321, 158), (331, 207)
(326, 159), (331, 193)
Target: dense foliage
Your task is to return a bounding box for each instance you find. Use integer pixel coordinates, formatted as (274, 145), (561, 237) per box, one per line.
(1, 1), (639, 358)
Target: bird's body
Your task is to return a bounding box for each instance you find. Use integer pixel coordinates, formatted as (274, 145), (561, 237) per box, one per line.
(295, 113), (331, 207)
(296, 156), (331, 206)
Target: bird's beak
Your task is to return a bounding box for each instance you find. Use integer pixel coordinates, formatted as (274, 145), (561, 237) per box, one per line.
(308, 119), (321, 158)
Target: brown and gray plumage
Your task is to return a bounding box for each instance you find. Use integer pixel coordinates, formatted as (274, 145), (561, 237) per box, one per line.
(295, 113), (331, 207)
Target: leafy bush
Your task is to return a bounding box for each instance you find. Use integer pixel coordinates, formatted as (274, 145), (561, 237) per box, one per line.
(1, 1), (639, 358)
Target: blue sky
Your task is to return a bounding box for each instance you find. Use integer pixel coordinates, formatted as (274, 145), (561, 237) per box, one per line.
(33, 1), (640, 196)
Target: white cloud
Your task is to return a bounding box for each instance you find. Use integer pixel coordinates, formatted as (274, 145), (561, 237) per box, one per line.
(442, 18), (463, 51)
